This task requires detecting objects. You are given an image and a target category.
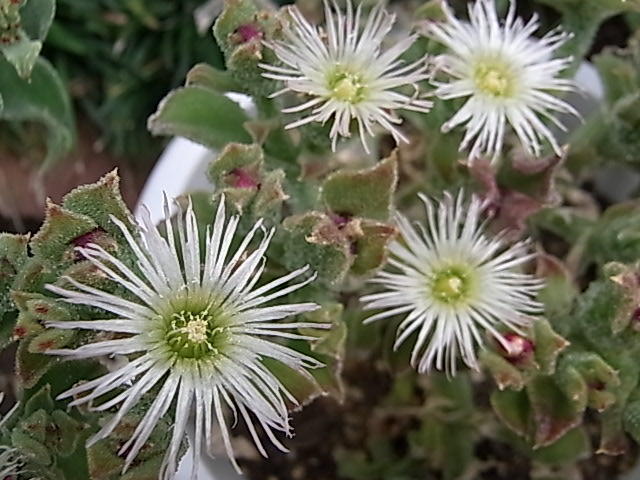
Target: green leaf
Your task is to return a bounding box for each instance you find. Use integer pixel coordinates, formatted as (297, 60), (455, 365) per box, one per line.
(300, 303), (346, 400)
(87, 441), (122, 480)
(491, 389), (530, 437)
(533, 319), (569, 375)
(11, 428), (51, 465)
(27, 328), (75, 354)
(50, 410), (83, 457)
(322, 155), (398, 221)
(557, 352), (619, 411)
(537, 0), (640, 70)
(62, 170), (133, 235)
(536, 254), (578, 320)
(208, 143), (263, 182)
(0, 233), (29, 315)
(16, 338), (57, 389)
(148, 86), (251, 150)
(480, 350), (525, 391)
(30, 201), (97, 267)
(262, 357), (325, 409)
(20, 0), (56, 41)
(531, 427), (590, 465)
(24, 384), (55, 416)
(623, 399), (640, 443)
(186, 63), (240, 92)
(282, 212), (352, 285)
(213, 0), (259, 53)
(20, 408), (49, 443)
(121, 455), (163, 480)
(351, 221), (397, 275)
(0, 56), (75, 168)
(528, 376), (583, 448)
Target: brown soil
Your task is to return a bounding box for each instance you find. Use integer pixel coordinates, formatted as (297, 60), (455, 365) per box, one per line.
(0, 118), (153, 234)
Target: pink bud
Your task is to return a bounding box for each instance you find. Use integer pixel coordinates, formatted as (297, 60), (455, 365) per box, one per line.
(499, 333), (535, 364)
(329, 212), (351, 229)
(235, 24), (263, 43)
(230, 168), (259, 189)
(71, 228), (108, 261)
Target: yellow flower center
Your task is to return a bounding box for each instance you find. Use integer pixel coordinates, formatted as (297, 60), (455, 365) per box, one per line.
(431, 267), (472, 304)
(166, 308), (229, 359)
(183, 315), (209, 344)
(474, 60), (515, 98)
(329, 70), (365, 103)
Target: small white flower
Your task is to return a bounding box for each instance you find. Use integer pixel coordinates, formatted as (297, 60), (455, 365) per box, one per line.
(0, 394), (21, 480)
(0, 446), (21, 478)
(262, 0), (432, 152)
(361, 191), (543, 375)
(45, 197), (324, 479)
(424, 0), (577, 160)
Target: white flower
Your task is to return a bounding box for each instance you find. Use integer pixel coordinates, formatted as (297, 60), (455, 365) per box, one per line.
(0, 446), (21, 478)
(0, 394), (21, 479)
(262, 0), (432, 152)
(361, 191), (543, 375)
(44, 197), (324, 479)
(423, 0), (577, 160)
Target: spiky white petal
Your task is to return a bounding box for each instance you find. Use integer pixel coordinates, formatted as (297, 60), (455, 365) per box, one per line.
(0, 394), (21, 478)
(423, 0), (577, 160)
(361, 191), (544, 375)
(0, 446), (21, 478)
(45, 197), (324, 479)
(262, 0), (432, 152)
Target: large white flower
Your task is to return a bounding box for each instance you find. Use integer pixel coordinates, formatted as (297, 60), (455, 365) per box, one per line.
(262, 0), (432, 152)
(423, 0), (577, 160)
(361, 191), (543, 375)
(45, 198), (324, 479)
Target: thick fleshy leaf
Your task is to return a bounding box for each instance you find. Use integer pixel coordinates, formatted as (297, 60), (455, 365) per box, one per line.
(530, 427), (590, 465)
(491, 389), (530, 437)
(186, 63), (240, 92)
(50, 410), (83, 457)
(16, 338), (57, 389)
(528, 376), (583, 448)
(20, 0), (56, 41)
(30, 201), (97, 267)
(533, 319), (569, 375)
(20, 408), (49, 443)
(351, 221), (397, 275)
(322, 155), (398, 221)
(282, 212), (353, 284)
(262, 357), (325, 410)
(300, 303), (346, 400)
(87, 442), (124, 480)
(27, 328), (75, 354)
(62, 170), (133, 235)
(148, 86), (251, 150)
(0, 56), (75, 167)
(213, 0), (279, 96)
(481, 350), (525, 391)
(0, 233), (29, 314)
(11, 428), (51, 465)
(537, 0), (640, 69)
(24, 384), (55, 416)
(536, 253), (578, 320)
(623, 399), (640, 444)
